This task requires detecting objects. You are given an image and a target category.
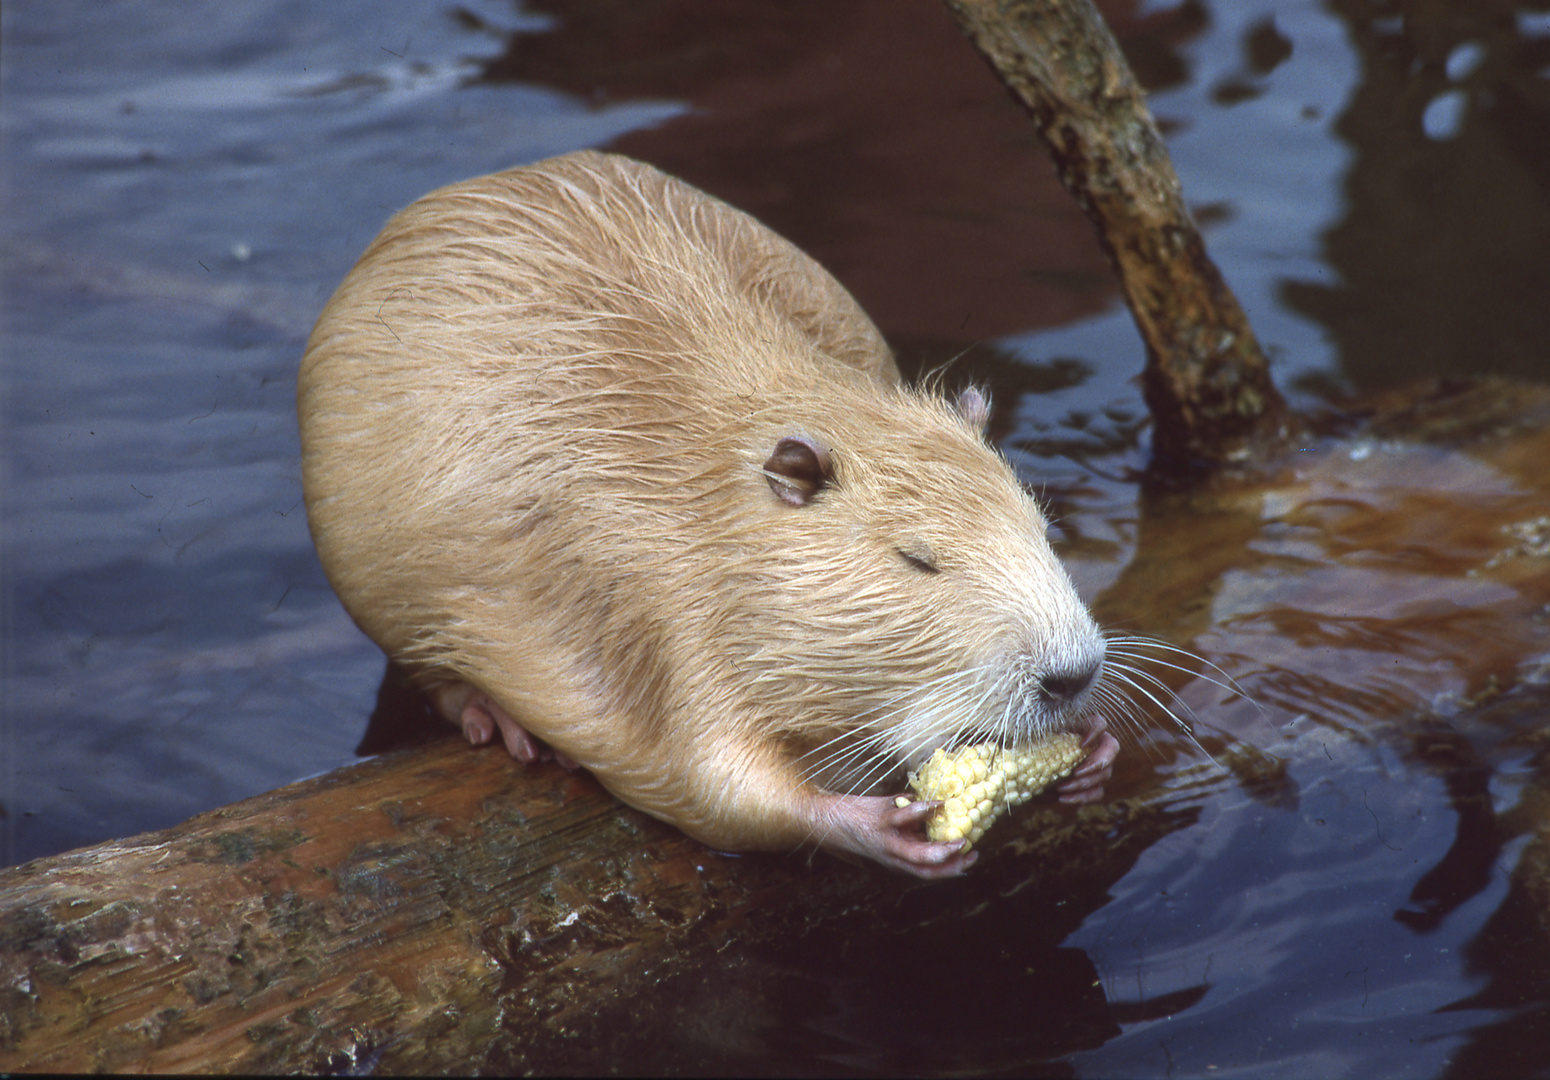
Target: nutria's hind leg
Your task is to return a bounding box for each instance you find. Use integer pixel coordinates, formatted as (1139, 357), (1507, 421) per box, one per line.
(428, 680), (579, 769)
(817, 795), (978, 879)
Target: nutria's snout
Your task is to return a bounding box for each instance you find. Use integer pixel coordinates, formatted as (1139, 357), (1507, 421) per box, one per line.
(1039, 658), (1102, 709)
(998, 632), (1107, 743)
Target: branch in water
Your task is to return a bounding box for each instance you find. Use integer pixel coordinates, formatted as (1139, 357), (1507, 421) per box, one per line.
(940, 0), (1295, 472)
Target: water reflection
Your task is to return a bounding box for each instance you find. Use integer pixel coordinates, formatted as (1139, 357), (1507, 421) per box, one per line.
(1059, 381), (1550, 1077)
(1283, 0), (1550, 388)
(1208, 15), (1296, 105)
(1441, 683), (1550, 1080)
(467, 0), (1163, 343)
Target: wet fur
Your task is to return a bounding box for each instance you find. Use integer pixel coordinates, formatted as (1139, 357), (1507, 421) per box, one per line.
(300, 151), (1108, 867)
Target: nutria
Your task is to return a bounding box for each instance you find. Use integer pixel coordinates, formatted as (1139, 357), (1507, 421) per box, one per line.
(298, 150), (1117, 878)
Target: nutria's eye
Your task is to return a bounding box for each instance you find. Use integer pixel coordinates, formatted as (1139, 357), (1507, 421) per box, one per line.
(896, 541), (940, 574)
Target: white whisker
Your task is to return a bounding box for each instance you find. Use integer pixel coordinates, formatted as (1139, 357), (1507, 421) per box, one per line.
(797, 628), (1252, 802)
(1107, 662), (1203, 731)
(1105, 633), (1262, 713)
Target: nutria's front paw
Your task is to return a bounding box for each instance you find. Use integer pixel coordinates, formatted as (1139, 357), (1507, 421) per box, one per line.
(822, 795), (978, 879)
(1057, 715), (1119, 804)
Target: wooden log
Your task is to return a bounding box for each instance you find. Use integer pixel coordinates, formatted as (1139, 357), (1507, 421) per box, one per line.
(0, 736), (896, 1074)
(0, 728), (1178, 1074)
(940, 0), (1295, 471)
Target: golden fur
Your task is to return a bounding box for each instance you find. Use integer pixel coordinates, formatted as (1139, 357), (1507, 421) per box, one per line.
(299, 151), (1104, 865)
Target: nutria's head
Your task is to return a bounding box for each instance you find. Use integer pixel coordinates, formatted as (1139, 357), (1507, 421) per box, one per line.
(721, 377), (1107, 794)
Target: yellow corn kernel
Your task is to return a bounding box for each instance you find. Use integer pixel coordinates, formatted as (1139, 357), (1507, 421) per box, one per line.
(907, 732), (1085, 849)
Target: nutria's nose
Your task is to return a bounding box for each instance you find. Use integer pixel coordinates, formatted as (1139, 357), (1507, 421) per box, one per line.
(1040, 663), (1098, 704)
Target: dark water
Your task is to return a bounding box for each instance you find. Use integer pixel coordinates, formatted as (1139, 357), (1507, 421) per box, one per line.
(4, 0), (1550, 1076)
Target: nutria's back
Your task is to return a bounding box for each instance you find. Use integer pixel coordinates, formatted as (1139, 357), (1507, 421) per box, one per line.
(299, 151), (1108, 873)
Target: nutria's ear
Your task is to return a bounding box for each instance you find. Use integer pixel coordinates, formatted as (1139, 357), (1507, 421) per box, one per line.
(956, 386), (991, 432)
(764, 436), (834, 507)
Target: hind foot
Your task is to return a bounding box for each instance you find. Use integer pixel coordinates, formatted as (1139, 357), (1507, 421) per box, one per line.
(428, 681), (577, 769)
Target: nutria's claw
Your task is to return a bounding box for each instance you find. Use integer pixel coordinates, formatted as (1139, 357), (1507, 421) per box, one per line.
(884, 796), (939, 825)
(1057, 717), (1118, 804)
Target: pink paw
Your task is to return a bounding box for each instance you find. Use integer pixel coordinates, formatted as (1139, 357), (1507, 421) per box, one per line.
(820, 794), (978, 879)
(1057, 714), (1118, 804)
(428, 682), (578, 769)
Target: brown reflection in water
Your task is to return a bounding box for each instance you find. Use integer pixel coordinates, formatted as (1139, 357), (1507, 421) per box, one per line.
(470, 0), (1208, 344)
(1283, 0), (1550, 389)
(1085, 383), (1550, 800)
(1085, 381), (1550, 1073)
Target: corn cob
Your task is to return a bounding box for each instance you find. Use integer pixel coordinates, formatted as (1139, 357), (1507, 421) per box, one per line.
(902, 732), (1085, 849)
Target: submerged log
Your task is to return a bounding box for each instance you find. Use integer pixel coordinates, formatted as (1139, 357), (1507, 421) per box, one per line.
(940, 0), (1294, 470)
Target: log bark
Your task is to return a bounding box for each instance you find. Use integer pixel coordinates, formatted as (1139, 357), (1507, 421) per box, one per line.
(0, 729), (1168, 1074)
(940, 0), (1294, 471)
(0, 736), (891, 1074)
